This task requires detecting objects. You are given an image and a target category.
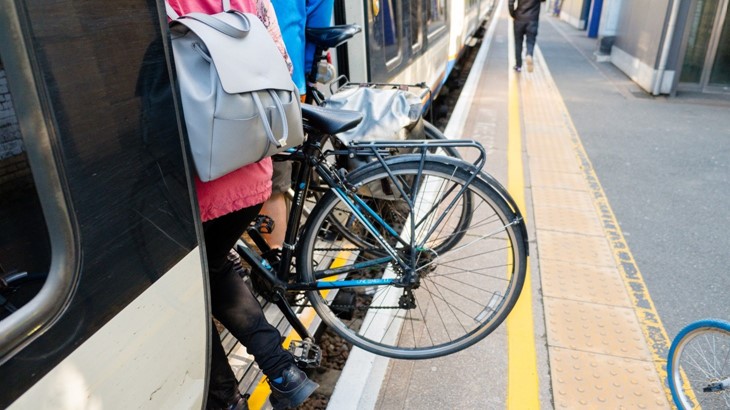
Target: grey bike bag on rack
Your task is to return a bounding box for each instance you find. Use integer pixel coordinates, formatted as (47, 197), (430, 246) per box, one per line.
(326, 87), (423, 145)
(326, 87), (424, 199)
(166, 1), (303, 181)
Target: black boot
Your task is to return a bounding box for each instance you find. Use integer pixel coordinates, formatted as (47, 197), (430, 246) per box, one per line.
(268, 364), (319, 409)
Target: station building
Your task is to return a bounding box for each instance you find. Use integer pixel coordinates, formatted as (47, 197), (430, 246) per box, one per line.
(557, 0), (730, 96)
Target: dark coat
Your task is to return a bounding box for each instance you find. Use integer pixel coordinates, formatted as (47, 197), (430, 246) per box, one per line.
(509, 0), (543, 21)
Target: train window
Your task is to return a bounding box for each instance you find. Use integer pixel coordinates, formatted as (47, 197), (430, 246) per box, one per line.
(381, 0), (403, 64)
(0, 56), (51, 322)
(428, 0), (447, 36)
(409, 0), (423, 51)
(0, 3), (77, 363)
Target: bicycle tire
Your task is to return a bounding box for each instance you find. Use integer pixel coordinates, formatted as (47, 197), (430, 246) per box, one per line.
(667, 318), (730, 409)
(296, 156), (528, 359)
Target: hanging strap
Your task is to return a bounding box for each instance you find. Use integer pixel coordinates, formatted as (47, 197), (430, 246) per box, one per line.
(164, 0), (180, 20)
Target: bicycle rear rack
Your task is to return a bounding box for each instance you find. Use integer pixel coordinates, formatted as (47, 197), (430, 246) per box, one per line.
(336, 139), (487, 174)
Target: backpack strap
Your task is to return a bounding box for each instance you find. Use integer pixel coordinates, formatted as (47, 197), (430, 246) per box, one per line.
(164, 0), (180, 20)
(182, 13), (250, 37)
(164, 1), (250, 38)
(165, 0), (233, 18)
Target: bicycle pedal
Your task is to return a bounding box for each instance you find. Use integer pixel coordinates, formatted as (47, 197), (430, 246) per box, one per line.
(288, 339), (321, 369)
(250, 215), (275, 234)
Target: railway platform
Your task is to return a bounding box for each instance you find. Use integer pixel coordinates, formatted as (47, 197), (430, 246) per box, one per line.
(235, 2), (730, 409)
(318, 2), (730, 409)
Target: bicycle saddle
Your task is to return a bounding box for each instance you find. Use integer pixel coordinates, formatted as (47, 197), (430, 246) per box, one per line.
(301, 104), (362, 135)
(305, 24), (362, 49)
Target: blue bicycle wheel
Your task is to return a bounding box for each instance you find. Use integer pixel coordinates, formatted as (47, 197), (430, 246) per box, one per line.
(667, 318), (730, 409)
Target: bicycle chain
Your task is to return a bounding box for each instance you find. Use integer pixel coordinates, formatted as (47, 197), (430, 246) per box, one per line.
(313, 246), (381, 252)
(288, 300), (402, 310)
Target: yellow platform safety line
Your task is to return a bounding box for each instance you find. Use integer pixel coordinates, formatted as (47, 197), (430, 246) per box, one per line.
(248, 251), (351, 409)
(506, 17), (540, 410)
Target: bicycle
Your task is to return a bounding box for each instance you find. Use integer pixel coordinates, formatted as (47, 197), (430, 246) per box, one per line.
(234, 103), (528, 362)
(667, 318), (730, 409)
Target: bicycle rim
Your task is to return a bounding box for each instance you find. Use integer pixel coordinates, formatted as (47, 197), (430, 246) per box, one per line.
(297, 158), (527, 359)
(668, 319), (730, 409)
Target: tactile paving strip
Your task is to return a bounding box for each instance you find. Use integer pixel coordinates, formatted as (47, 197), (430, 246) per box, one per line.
(540, 259), (631, 307)
(530, 170), (588, 192)
(522, 47), (671, 408)
(551, 347), (668, 409)
(545, 298), (651, 360)
(532, 186), (596, 210)
(536, 230), (617, 267)
(533, 206), (605, 235)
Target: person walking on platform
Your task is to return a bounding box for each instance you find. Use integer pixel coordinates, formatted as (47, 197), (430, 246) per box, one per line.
(509, 0), (544, 72)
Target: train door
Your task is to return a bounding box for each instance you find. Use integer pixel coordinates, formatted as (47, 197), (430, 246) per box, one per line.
(0, 0), (209, 407)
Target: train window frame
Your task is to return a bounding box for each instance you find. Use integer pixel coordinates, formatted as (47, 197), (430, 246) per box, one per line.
(0, 0), (79, 363)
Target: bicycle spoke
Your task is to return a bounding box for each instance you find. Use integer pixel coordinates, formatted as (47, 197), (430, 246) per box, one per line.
(300, 158), (527, 358)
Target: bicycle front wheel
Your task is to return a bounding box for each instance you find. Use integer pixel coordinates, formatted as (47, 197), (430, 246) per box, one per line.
(296, 156), (528, 359)
(667, 318), (730, 409)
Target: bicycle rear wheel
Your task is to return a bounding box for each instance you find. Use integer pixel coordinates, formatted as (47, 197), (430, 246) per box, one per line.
(667, 318), (730, 409)
(296, 156), (528, 359)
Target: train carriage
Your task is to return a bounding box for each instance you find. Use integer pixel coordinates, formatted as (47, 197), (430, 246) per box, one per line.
(0, 0), (494, 407)
(337, 0), (495, 99)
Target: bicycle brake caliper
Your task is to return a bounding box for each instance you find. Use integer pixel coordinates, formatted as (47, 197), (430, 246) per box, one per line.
(288, 339), (322, 369)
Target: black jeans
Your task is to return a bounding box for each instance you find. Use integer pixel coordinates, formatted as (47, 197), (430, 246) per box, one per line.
(514, 19), (539, 67)
(204, 204), (293, 409)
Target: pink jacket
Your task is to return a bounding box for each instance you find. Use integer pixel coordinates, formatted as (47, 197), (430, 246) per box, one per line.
(168, 0), (291, 222)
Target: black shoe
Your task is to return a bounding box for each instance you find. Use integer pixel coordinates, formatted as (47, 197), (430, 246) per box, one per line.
(268, 365), (319, 409)
(513, 65), (522, 72)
